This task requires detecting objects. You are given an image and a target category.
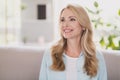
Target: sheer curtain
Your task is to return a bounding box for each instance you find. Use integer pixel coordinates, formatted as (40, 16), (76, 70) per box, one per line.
(0, 0), (21, 45)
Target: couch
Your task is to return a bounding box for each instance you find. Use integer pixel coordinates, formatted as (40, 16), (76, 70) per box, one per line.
(0, 45), (120, 80)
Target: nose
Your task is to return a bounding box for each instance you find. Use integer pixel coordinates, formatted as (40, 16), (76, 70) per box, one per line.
(62, 21), (68, 27)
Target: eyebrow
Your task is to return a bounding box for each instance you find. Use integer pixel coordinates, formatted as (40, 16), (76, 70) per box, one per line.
(68, 16), (77, 18)
(60, 16), (77, 19)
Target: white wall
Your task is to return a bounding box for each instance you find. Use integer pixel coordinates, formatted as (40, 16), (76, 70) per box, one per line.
(21, 0), (53, 43)
(21, 20), (53, 43)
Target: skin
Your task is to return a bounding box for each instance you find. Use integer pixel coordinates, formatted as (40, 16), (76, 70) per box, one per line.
(60, 8), (83, 58)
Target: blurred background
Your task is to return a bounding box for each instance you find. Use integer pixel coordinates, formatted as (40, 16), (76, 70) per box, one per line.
(0, 0), (120, 50)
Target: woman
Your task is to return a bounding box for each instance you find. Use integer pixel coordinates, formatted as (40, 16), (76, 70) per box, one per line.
(39, 4), (107, 80)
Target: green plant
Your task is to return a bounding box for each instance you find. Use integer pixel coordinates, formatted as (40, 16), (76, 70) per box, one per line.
(86, 1), (120, 50)
(21, 3), (27, 11)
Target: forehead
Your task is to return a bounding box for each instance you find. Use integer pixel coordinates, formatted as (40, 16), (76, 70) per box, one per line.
(60, 8), (76, 17)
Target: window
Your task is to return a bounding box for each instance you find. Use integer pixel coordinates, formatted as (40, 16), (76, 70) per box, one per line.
(0, 0), (21, 45)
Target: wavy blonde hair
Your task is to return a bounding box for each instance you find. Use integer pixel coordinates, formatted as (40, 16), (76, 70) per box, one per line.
(51, 4), (98, 77)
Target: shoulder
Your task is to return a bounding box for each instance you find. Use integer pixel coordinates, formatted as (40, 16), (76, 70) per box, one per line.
(43, 41), (57, 57)
(95, 50), (107, 79)
(96, 49), (106, 66)
(41, 46), (53, 66)
(96, 49), (104, 60)
(43, 47), (52, 58)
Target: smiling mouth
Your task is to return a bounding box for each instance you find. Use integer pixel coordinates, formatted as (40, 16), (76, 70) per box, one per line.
(64, 29), (73, 33)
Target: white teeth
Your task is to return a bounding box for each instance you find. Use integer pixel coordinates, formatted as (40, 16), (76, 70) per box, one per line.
(64, 29), (73, 33)
(64, 30), (71, 32)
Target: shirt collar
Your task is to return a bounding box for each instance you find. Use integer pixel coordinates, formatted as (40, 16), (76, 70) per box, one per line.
(63, 51), (84, 58)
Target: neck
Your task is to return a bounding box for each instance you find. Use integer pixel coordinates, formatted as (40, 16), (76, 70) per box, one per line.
(65, 38), (81, 57)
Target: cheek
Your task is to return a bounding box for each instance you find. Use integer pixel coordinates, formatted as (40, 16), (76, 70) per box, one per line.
(60, 27), (64, 35)
(60, 27), (63, 32)
(73, 24), (82, 30)
(60, 24), (63, 30)
(71, 22), (80, 27)
(76, 28), (82, 34)
(78, 26), (82, 31)
(74, 25), (82, 34)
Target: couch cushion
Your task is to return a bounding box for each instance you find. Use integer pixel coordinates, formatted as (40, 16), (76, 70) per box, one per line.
(0, 46), (120, 80)
(102, 50), (120, 80)
(0, 46), (44, 80)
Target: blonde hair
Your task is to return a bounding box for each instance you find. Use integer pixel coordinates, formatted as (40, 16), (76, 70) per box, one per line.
(51, 4), (98, 77)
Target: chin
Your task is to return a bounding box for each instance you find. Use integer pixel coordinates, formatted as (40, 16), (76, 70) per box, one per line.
(63, 36), (72, 39)
(62, 34), (73, 39)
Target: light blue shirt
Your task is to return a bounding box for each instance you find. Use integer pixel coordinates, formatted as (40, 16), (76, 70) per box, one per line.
(39, 48), (107, 80)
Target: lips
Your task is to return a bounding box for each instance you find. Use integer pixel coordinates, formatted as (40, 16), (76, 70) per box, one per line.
(63, 29), (73, 33)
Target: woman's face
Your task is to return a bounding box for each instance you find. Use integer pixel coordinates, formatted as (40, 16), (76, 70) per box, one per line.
(60, 8), (82, 39)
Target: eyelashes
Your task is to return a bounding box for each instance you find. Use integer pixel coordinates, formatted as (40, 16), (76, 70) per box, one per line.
(70, 18), (76, 21)
(60, 18), (76, 22)
(60, 18), (65, 22)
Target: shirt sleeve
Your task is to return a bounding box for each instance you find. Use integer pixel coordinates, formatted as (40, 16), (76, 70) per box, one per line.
(97, 50), (107, 80)
(39, 49), (49, 80)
